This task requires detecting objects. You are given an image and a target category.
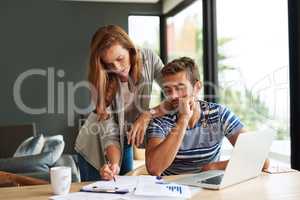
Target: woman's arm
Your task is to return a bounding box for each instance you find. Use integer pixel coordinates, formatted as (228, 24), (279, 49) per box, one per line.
(127, 48), (171, 146)
(98, 106), (121, 164)
(127, 100), (173, 146)
(100, 144), (121, 180)
(98, 109), (122, 180)
(105, 145), (121, 165)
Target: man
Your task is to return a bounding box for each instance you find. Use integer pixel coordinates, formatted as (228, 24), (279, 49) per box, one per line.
(145, 57), (266, 176)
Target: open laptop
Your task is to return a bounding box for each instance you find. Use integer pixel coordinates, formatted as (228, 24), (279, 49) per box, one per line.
(173, 128), (275, 190)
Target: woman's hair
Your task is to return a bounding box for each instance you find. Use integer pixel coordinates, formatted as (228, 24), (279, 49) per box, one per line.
(88, 25), (142, 120)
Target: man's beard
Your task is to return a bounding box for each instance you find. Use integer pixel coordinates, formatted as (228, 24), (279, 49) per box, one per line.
(170, 99), (179, 111)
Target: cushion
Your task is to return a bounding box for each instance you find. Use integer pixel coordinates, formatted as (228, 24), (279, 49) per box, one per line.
(0, 135), (65, 174)
(0, 152), (55, 173)
(13, 134), (44, 157)
(42, 135), (65, 164)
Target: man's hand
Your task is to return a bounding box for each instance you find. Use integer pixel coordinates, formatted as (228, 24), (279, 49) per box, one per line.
(201, 160), (229, 171)
(262, 159), (270, 171)
(99, 163), (120, 180)
(178, 96), (195, 120)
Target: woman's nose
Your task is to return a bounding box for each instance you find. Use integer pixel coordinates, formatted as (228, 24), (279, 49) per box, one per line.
(113, 62), (122, 71)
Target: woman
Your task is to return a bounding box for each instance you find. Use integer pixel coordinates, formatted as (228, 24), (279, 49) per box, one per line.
(75, 25), (168, 181)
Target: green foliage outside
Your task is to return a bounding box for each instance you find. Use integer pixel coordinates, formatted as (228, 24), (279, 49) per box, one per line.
(196, 29), (289, 140)
(143, 18), (289, 140)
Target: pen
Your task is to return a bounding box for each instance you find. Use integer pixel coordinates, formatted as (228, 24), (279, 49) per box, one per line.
(80, 188), (129, 194)
(105, 155), (117, 189)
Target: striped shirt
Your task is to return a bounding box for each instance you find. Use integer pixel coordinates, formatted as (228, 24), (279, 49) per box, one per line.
(146, 100), (244, 175)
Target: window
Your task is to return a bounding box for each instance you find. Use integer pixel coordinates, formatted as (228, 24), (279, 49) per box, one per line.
(216, 0), (290, 166)
(166, 0), (204, 98)
(128, 15), (161, 107)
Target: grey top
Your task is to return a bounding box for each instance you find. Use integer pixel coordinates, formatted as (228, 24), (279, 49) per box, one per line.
(120, 81), (138, 131)
(74, 48), (164, 170)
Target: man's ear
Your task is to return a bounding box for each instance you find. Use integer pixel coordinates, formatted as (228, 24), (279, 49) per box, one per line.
(193, 80), (202, 94)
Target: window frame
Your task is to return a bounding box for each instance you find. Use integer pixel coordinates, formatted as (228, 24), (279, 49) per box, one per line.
(288, 0), (300, 170)
(161, 0), (296, 169)
(160, 0), (218, 102)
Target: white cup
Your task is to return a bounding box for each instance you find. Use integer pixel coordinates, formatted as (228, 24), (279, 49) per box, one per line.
(50, 166), (71, 195)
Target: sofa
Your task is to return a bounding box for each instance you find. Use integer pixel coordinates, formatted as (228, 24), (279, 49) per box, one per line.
(0, 127), (81, 183)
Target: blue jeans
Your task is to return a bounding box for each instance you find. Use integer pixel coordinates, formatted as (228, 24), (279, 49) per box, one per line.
(77, 141), (133, 181)
(120, 138), (133, 175)
(77, 153), (101, 182)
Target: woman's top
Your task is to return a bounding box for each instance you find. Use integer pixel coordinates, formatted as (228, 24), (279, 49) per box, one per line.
(74, 48), (164, 170)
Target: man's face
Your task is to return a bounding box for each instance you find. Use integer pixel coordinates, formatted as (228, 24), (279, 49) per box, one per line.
(162, 71), (196, 109)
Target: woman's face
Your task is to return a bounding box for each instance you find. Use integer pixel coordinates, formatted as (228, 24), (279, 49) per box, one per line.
(101, 44), (131, 81)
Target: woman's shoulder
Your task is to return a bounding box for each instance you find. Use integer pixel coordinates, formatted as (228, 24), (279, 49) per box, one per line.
(138, 48), (163, 82)
(139, 47), (155, 56)
(139, 48), (159, 62)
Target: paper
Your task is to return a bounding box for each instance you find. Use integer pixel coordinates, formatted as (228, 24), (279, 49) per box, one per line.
(134, 176), (191, 199)
(49, 176), (193, 200)
(49, 192), (124, 200)
(82, 176), (138, 192)
(264, 165), (298, 174)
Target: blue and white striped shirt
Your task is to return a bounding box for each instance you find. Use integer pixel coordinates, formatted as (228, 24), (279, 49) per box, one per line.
(146, 100), (244, 175)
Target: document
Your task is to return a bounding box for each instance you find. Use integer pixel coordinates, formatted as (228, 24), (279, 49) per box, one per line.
(81, 176), (138, 193)
(134, 176), (191, 199)
(49, 176), (193, 200)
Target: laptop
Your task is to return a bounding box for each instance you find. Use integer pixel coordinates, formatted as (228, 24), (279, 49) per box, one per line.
(173, 129), (275, 190)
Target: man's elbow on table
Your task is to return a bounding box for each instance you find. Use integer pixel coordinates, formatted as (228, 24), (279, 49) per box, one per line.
(146, 159), (163, 176)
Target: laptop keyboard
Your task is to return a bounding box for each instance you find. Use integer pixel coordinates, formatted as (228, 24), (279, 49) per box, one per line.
(172, 170), (224, 186)
(200, 174), (224, 185)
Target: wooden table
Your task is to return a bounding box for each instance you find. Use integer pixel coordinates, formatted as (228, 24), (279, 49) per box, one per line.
(0, 172), (300, 200)
(0, 171), (48, 187)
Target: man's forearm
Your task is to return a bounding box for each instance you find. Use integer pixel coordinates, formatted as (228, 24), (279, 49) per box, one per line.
(201, 160), (229, 171)
(262, 159), (270, 170)
(147, 116), (189, 175)
(202, 158), (270, 172)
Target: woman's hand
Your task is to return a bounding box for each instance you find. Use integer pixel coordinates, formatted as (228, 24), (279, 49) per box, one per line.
(127, 111), (152, 146)
(99, 163), (120, 180)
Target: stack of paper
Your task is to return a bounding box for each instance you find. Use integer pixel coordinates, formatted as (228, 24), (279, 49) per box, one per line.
(49, 176), (193, 200)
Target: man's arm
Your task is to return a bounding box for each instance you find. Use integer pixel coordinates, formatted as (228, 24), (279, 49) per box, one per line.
(201, 128), (247, 171)
(146, 97), (194, 176)
(223, 128), (270, 170)
(146, 115), (189, 176)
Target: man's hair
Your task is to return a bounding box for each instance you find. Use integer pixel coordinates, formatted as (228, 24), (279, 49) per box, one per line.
(161, 57), (200, 84)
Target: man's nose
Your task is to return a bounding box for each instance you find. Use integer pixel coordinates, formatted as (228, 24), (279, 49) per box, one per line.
(169, 90), (179, 100)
